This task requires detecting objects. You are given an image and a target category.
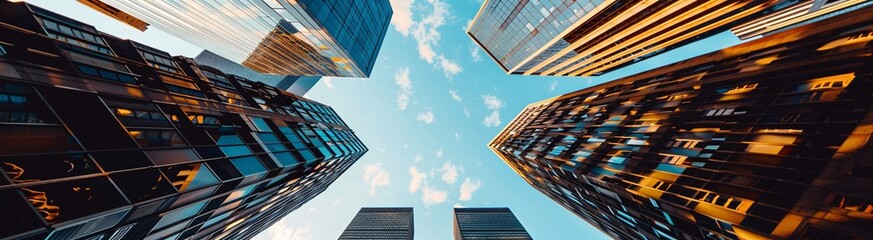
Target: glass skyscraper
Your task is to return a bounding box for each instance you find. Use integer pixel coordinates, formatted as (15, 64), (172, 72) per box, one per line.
(452, 208), (531, 240)
(468, 0), (821, 77)
(730, 0), (873, 40)
(338, 207), (414, 240)
(80, 0), (392, 78)
(490, 6), (873, 240)
(0, 2), (366, 239)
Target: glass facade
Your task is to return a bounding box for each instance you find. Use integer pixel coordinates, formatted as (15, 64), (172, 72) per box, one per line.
(80, 0), (392, 78)
(490, 6), (873, 240)
(338, 207), (414, 240)
(0, 2), (367, 239)
(452, 208), (531, 240)
(731, 0), (873, 40)
(468, 0), (805, 76)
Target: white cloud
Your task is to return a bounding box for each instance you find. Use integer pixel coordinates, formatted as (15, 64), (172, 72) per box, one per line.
(449, 90), (462, 102)
(389, 0), (415, 36)
(422, 185), (448, 205)
(439, 161), (459, 184)
(459, 178), (482, 201)
(414, 154), (423, 162)
(307, 207), (317, 212)
(332, 198), (341, 206)
(470, 46), (482, 62)
(436, 149), (444, 158)
(454, 132), (460, 141)
(417, 111), (435, 124)
(453, 203), (464, 208)
(395, 67), (413, 111)
(482, 95), (505, 110)
(267, 221), (312, 240)
(411, 0), (449, 63)
(363, 163), (390, 196)
(482, 95), (505, 128)
(483, 111), (501, 128)
(436, 55), (462, 78)
(409, 166), (427, 193)
(463, 107), (471, 118)
(550, 80), (558, 91)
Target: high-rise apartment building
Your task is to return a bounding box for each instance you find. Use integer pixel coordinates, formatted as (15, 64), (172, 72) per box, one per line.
(79, 0), (392, 78)
(338, 207), (414, 240)
(731, 0), (873, 40)
(0, 2), (366, 239)
(490, 6), (873, 240)
(452, 208), (532, 240)
(468, 0), (825, 77)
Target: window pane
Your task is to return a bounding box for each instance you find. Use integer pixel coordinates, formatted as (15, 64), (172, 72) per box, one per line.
(1, 153), (99, 185)
(161, 163), (220, 192)
(145, 148), (201, 166)
(110, 169), (177, 203)
(0, 189), (44, 236)
(230, 156), (266, 176)
(20, 177), (127, 223)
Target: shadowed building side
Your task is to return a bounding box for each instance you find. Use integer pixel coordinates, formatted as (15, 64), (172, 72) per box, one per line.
(489, 6), (873, 240)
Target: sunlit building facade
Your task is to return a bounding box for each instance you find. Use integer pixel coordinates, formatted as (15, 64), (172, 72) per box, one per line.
(452, 208), (531, 240)
(731, 0), (873, 40)
(338, 207), (414, 240)
(468, 0), (821, 77)
(80, 0), (392, 78)
(0, 2), (366, 239)
(489, 6), (873, 240)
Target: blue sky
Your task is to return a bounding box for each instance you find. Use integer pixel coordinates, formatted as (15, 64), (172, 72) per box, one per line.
(28, 0), (743, 239)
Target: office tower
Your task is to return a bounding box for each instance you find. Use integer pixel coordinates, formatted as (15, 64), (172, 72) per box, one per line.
(194, 50), (321, 96)
(452, 208), (532, 240)
(338, 207), (414, 240)
(468, 0), (822, 77)
(489, 6), (873, 240)
(731, 0), (873, 40)
(80, 0), (392, 78)
(0, 2), (367, 240)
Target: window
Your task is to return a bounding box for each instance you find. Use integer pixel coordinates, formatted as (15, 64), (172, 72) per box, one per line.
(0, 189), (44, 236)
(705, 108), (736, 116)
(723, 83), (757, 94)
(139, 50), (182, 74)
(21, 177), (127, 223)
(829, 195), (873, 213)
(161, 163), (219, 192)
(0, 44), (6, 56)
(201, 70), (236, 90)
(39, 17), (112, 54)
(230, 156), (267, 176)
(110, 169), (177, 203)
(659, 154), (687, 165)
(1, 153), (99, 185)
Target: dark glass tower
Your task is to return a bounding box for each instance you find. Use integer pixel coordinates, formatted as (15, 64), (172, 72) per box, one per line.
(452, 208), (532, 240)
(338, 207), (414, 240)
(0, 2), (366, 239)
(490, 6), (873, 240)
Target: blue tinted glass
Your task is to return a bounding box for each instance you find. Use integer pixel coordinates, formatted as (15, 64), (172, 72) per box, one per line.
(230, 156), (266, 176)
(257, 132), (280, 144)
(216, 134), (244, 145)
(250, 117), (272, 132)
(187, 164), (219, 190)
(272, 152), (299, 167)
(152, 200), (206, 230)
(220, 145), (252, 158)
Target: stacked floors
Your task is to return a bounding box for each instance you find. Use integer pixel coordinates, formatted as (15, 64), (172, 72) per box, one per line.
(490, 6), (873, 240)
(0, 2), (366, 240)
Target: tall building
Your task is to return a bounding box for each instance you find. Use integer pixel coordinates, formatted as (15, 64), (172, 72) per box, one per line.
(468, 0), (822, 77)
(80, 0), (392, 78)
(0, 2), (367, 240)
(452, 208), (532, 240)
(731, 0), (873, 40)
(338, 207), (414, 240)
(489, 6), (873, 240)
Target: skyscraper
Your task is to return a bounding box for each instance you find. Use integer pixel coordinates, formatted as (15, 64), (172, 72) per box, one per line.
(468, 0), (820, 77)
(79, 0), (392, 78)
(731, 0), (873, 40)
(452, 208), (532, 240)
(490, 5), (873, 240)
(0, 2), (366, 239)
(338, 207), (414, 240)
